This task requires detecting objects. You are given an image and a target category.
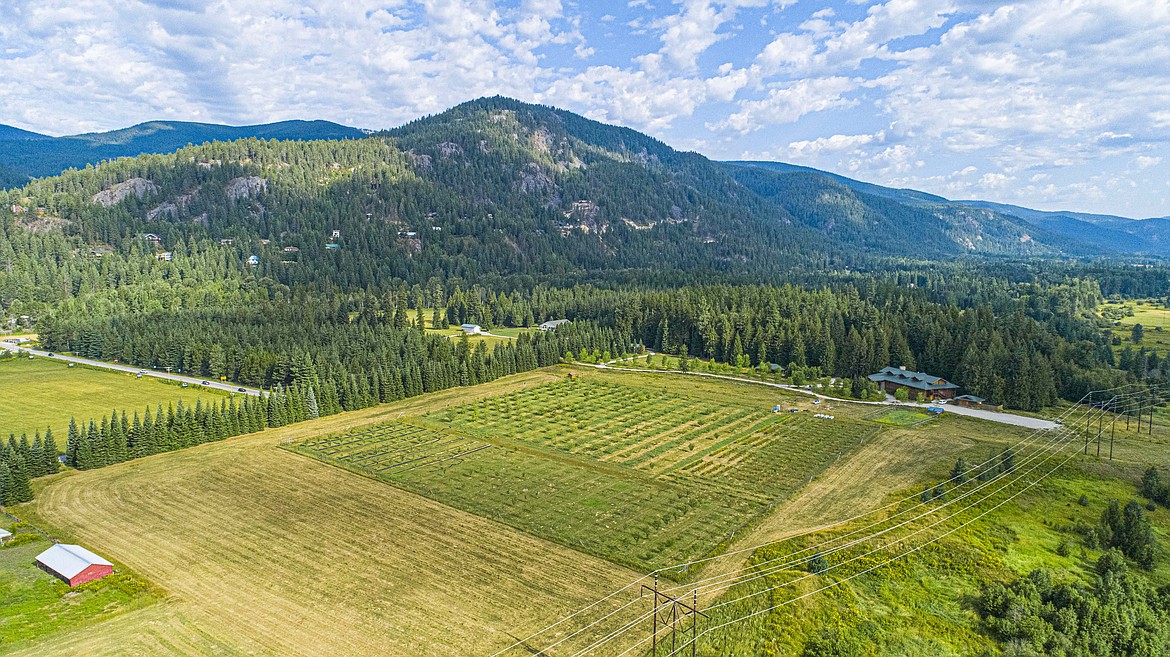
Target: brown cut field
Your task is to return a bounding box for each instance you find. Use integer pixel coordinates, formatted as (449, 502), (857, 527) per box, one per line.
(10, 371), (638, 657)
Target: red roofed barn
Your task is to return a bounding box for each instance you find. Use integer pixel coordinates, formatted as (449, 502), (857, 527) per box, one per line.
(35, 544), (114, 586)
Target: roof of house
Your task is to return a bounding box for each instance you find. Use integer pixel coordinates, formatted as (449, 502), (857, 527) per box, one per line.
(461, 323), (480, 329)
(540, 319), (570, 328)
(36, 544), (112, 579)
(0, 528), (11, 539)
(954, 394), (987, 403)
(867, 366), (959, 391)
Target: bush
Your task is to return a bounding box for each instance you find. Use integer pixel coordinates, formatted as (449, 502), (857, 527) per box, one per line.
(1077, 494), (1090, 507)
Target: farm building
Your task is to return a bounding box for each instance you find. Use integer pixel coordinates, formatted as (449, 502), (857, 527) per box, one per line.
(867, 366), (959, 400)
(952, 394), (1002, 411)
(539, 319), (570, 331)
(35, 544), (113, 586)
(461, 324), (483, 335)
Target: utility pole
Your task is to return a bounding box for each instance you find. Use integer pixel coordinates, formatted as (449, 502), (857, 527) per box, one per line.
(641, 577), (708, 657)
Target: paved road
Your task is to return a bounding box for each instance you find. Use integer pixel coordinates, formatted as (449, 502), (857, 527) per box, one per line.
(3, 345), (262, 397)
(589, 360), (1059, 430)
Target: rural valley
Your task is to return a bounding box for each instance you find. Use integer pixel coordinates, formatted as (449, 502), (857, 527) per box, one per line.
(2, 2), (1170, 655)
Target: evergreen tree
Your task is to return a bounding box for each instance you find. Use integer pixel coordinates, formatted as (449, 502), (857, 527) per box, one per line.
(42, 428), (59, 475)
(951, 458), (968, 486)
(306, 386), (320, 419)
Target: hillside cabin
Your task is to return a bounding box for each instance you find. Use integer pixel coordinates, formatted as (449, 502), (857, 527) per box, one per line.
(461, 324), (483, 335)
(283, 246), (300, 253)
(539, 319), (570, 331)
(247, 255), (259, 266)
(325, 243), (340, 250)
(219, 238), (233, 246)
(156, 251), (173, 261)
(140, 233), (161, 243)
(0, 528), (10, 544)
(35, 544), (113, 586)
(331, 229), (341, 238)
(868, 366), (959, 400)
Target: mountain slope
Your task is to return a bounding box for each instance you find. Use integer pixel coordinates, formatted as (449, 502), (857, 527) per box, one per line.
(731, 160), (1160, 257)
(0, 124), (50, 141)
(0, 96), (1137, 284)
(0, 119), (366, 186)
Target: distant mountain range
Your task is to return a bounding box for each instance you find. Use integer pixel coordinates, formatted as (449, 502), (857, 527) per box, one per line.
(727, 160), (1170, 257)
(2, 100), (1166, 260)
(0, 119), (366, 187)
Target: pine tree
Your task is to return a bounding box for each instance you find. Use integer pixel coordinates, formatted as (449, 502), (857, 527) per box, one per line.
(951, 458), (968, 486)
(43, 428), (59, 474)
(0, 461), (11, 505)
(66, 417), (80, 467)
(7, 453), (32, 503)
(1000, 447), (1016, 474)
(306, 386), (320, 419)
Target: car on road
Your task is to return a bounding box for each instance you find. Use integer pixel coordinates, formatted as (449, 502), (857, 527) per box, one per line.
(201, 380), (210, 385)
(237, 387), (247, 392)
(47, 352), (54, 357)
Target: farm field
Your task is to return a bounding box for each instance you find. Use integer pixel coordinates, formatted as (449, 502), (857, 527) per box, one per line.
(0, 357), (228, 439)
(293, 374), (880, 571)
(1100, 299), (1170, 354)
(0, 523), (159, 652)
(10, 370), (641, 657)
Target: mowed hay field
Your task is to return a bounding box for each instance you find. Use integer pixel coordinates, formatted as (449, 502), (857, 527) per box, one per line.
(0, 357), (227, 439)
(12, 370), (639, 657)
(294, 372), (880, 572)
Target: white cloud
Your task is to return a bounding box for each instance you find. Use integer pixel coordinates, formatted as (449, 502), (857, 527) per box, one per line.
(716, 76), (857, 132)
(1136, 156), (1163, 170)
(788, 131), (883, 156)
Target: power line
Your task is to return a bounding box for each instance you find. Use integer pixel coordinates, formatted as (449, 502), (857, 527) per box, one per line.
(492, 383), (1155, 657)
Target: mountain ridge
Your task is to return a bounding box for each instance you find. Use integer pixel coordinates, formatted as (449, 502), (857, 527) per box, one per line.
(1, 96), (1160, 263)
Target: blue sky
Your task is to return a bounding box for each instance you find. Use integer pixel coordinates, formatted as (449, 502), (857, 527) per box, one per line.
(2, 0), (1168, 217)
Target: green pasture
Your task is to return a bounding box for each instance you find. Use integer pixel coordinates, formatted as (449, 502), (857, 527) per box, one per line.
(0, 523), (159, 650)
(1100, 299), (1170, 354)
(695, 463), (1170, 656)
(292, 375), (880, 572)
(0, 357), (228, 440)
(872, 408), (933, 427)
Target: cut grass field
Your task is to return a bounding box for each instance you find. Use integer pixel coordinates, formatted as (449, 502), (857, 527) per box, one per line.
(0, 357), (228, 440)
(292, 374), (880, 571)
(9, 370), (639, 657)
(10, 364), (1170, 656)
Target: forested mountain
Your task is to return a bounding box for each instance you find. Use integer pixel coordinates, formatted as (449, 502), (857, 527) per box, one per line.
(0, 119), (366, 187)
(0, 96), (1168, 453)
(0, 124), (49, 141)
(732, 160), (1170, 257)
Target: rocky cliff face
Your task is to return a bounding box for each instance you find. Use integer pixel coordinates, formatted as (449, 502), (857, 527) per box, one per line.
(92, 178), (158, 207)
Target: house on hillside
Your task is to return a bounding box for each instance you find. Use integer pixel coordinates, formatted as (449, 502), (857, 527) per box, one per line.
(247, 255), (259, 266)
(35, 544), (113, 586)
(868, 366), (959, 400)
(156, 251), (173, 262)
(283, 246), (300, 253)
(0, 528), (11, 544)
(539, 319), (570, 331)
(461, 324), (482, 335)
